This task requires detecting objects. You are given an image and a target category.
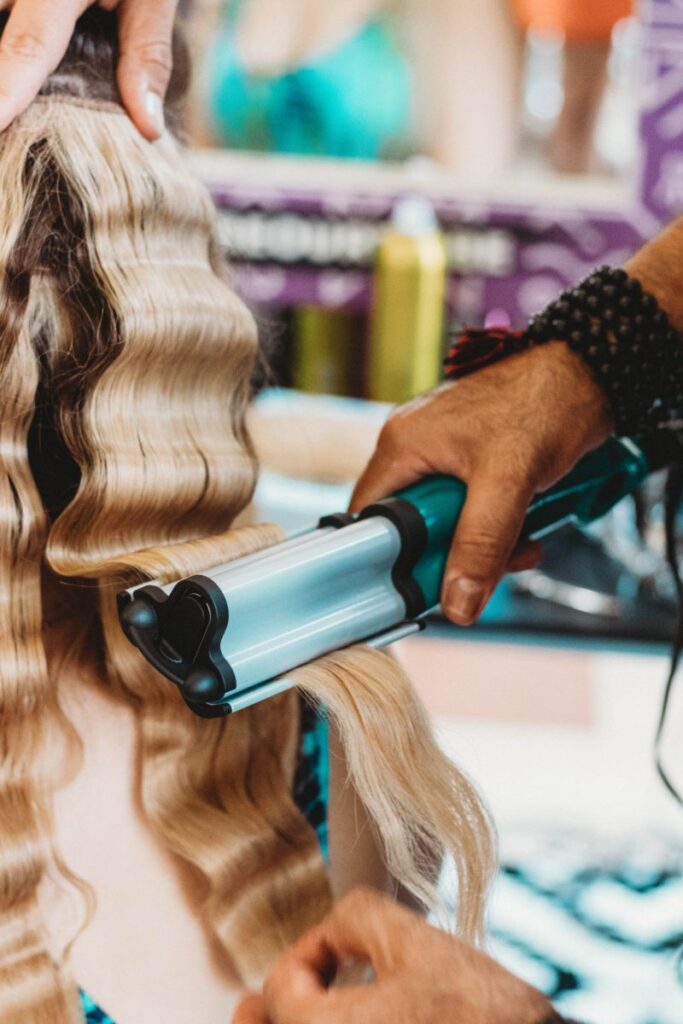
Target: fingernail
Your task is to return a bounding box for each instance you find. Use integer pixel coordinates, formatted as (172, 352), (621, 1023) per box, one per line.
(443, 577), (487, 624)
(145, 90), (164, 136)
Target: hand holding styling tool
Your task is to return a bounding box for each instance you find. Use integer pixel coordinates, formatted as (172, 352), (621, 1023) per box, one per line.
(117, 433), (676, 718)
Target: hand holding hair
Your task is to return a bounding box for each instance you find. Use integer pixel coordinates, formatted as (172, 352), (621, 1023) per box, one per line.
(350, 342), (612, 626)
(233, 888), (558, 1024)
(0, 0), (178, 137)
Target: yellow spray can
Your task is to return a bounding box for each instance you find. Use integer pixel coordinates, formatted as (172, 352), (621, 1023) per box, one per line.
(368, 196), (447, 404)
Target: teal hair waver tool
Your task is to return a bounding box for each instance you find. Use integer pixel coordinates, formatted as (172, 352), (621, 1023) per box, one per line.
(117, 434), (671, 719)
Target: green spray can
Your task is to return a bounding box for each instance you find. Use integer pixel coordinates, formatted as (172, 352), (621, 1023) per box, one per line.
(293, 306), (360, 396)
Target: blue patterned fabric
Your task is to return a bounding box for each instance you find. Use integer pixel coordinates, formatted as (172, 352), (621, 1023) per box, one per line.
(78, 698), (330, 1022)
(293, 698), (330, 862)
(79, 990), (115, 1024)
(441, 830), (683, 1024)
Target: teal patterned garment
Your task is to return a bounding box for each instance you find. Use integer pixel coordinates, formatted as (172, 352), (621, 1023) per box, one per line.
(78, 699), (330, 1023)
(293, 698), (329, 863)
(202, 0), (411, 159)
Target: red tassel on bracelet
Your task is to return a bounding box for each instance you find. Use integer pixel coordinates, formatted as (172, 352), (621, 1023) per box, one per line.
(443, 327), (529, 381)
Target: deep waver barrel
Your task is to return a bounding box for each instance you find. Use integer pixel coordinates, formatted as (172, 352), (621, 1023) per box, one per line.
(118, 433), (675, 719)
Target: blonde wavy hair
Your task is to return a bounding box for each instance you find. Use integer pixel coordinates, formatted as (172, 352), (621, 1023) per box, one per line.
(0, 10), (494, 1023)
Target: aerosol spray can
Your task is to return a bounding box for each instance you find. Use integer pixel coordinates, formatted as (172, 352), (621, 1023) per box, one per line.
(368, 196), (447, 404)
(293, 305), (361, 396)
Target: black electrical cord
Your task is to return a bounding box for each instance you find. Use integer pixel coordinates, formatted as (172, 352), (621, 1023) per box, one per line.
(655, 435), (683, 805)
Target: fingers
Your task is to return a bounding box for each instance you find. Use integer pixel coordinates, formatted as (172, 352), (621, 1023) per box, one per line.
(0, 0), (88, 131)
(322, 889), (419, 973)
(115, 0), (178, 139)
(263, 892), (432, 1024)
(263, 932), (331, 1023)
(441, 463), (534, 625)
(263, 889), (409, 1017)
(275, 889), (415, 988)
(264, 949), (391, 1024)
(350, 421), (428, 513)
(232, 995), (270, 1024)
(506, 540), (543, 574)
(0, 0), (173, 139)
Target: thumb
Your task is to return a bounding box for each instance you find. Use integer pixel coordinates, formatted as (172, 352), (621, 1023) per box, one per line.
(441, 463), (533, 625)
(0, 0), (89, 131)
(115, 0), (177, 140)
(232, 994), (270, 1024)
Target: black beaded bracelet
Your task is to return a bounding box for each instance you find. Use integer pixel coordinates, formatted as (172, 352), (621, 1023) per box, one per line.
(525, 265), (683, 436)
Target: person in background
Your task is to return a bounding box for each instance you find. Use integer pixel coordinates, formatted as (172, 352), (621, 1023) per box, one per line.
(187, 0), (633, 177)
(187, 0), (523, 177)
(186, 0), (412, 159)
(511, 0), (634, 172)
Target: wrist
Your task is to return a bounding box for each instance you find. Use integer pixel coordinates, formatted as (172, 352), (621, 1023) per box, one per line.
(527, 266), (683, 435)
(625, 231), (683, 336)
(541, 341), (614, 450)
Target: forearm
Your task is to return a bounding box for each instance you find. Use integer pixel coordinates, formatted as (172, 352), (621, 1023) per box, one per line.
(625, 215), (683, 333)
(405, 0), (520, 174)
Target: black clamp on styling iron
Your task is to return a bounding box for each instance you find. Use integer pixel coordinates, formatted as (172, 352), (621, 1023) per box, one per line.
(117, 433), (677, 718)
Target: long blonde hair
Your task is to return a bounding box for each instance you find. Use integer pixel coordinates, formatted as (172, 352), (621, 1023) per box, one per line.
(0, 10), (494, 1022)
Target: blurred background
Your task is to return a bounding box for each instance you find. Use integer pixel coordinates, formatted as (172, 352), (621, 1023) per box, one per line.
(180, 2), (682, 1021)
(186, 0), (640, 176)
